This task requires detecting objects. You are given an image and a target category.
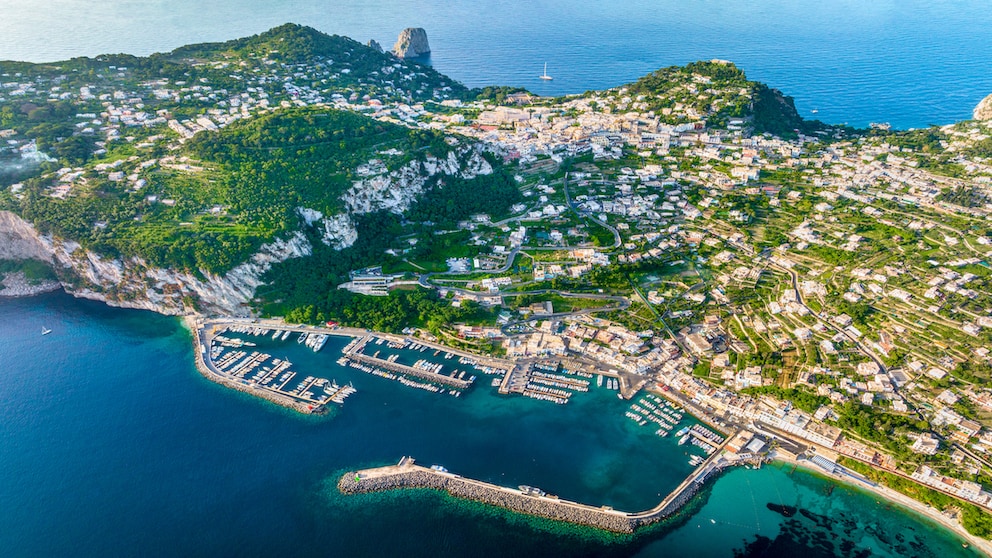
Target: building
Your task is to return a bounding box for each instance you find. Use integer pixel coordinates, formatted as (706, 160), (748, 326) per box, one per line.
(339, 267), (398, 296)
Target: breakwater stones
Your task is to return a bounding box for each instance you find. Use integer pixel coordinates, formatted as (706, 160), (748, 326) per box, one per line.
(337, 460), (728, 533)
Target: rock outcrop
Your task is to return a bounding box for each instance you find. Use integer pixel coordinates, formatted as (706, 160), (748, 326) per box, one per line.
(392, 28), (430, 58)
(0, 210), (311, 316)
(343, 146), (492, 216)
(366, 39), (383, 53)
(975, 93), (992, 121)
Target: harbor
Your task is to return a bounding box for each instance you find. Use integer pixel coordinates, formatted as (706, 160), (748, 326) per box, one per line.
(190, 318), (520, 411)
(190, 318), (363, 414)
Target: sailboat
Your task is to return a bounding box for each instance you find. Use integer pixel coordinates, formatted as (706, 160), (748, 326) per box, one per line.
(540, 62), (553, 81)
(41, 326), (52, 336)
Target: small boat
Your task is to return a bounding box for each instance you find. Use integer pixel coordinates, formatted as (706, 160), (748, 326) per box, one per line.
(810, 109), (819, 114)
(539, 62), (553, 81)
(41, 326), (52, 336)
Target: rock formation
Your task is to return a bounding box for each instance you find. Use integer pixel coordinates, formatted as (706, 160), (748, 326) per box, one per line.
(392, 28), (430, 58)
(0, 210), (311, 316)
(366, 39), (383, 53)
(0, 144), (494, 316)
(975, 93), (992, 121)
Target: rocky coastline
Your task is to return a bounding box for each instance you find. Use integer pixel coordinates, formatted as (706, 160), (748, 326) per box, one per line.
(0, 271), (62, 298)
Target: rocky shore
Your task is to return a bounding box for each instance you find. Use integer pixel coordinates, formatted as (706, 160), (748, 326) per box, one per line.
(0, 271), (61, 298)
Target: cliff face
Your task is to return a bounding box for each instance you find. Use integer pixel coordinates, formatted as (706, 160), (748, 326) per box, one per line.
(975, 93), (992, 121)
(0, 210), (311, 316)
(0, 144), (493, 316)
(302, 144), (493, 247)
(392, 28), (431, 58)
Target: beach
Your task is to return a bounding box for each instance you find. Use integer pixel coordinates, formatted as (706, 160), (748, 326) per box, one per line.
(772, 450), (992, 556)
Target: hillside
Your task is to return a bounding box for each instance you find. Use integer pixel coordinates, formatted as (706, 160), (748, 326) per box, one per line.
(0, 25), (861, 318)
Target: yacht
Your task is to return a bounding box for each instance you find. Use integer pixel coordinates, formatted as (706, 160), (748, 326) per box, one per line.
(539, 62), (553, 81)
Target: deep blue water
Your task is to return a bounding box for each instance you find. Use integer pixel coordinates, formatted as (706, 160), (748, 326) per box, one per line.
(0, 292), (982, 557)
(1, 0), (991, 129)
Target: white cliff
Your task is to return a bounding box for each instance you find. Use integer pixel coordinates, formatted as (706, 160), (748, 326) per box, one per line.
(0, 143), (493, 317)
(975, 93), (992, 121)
(0, 210), (311, 316)
(343, 146), (492, 215)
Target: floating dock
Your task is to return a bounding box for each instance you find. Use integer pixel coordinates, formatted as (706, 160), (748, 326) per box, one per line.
(189, 318), (360, 414)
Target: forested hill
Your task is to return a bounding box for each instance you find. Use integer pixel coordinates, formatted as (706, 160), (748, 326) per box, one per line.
(163, 23), (472, 101)
(625, 60), (829, 136)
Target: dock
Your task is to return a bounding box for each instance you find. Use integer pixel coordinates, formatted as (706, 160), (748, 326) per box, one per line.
(188, 317), (359, 414)
(342, 335), (473, 389)
(339, 441), (734, 534)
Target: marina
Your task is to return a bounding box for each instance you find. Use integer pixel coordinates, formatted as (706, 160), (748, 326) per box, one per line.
(3, 295), (982, 557)
(335, 334), (511, 395)
(191, 319), (360, 414)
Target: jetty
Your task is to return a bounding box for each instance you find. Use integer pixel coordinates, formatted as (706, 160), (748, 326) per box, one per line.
(342, 335), (473, 389)
(339, 441), (733, 534)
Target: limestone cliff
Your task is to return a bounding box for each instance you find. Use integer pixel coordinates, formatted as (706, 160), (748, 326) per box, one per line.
(0, 210), (311, 316)
(292, 144), (493, 248)
(392, 28), (431, 58)
(975, 93), (992, 121)
(367, 39), (383, 53)
(0, 143), (493, 316)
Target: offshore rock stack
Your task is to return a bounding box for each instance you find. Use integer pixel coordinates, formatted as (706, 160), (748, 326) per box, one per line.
(392, 28), (431, 58)
(338, 459), (732, 533)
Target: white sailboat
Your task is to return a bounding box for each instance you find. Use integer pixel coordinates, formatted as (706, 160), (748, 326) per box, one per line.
(41, 326), (52, 336)
(540, 62), (553, 81)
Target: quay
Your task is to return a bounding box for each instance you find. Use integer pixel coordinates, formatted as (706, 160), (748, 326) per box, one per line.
(339, 439), (734, 534)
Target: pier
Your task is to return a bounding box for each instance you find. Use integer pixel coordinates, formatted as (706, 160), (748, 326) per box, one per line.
(342, 335), (473, 388)
(339, 439), (734, 534)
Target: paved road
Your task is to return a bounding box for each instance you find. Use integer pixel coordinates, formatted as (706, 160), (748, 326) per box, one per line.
(562, 172), (623, 250)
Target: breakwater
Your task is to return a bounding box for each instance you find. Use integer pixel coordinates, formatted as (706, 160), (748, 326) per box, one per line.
(338, 455), (731, 533)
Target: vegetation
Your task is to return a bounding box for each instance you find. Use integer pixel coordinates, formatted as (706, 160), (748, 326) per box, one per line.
(741, 385), (829, 414)
(285, 287), (491, 334)
(0, 258), (56, 284)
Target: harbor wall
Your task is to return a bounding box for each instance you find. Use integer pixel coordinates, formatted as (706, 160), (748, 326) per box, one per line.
(186, 318), (318, 414)
(337, 460), (731, 533)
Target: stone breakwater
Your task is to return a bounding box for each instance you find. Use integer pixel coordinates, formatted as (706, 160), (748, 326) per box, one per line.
(184, 317), (320, 415)
(337, 460), (726, 533)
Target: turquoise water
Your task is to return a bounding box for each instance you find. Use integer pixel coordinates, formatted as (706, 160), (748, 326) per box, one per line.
(1, 0), (991, 129)
(0, 292), (982, 557)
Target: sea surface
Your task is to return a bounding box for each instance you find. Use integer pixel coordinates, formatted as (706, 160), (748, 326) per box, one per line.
(1, 0), (991, 129)
(0, 292), (983, 557)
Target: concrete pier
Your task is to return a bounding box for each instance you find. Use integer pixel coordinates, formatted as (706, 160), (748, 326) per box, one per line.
(339, 444), (733, 533)
(344, 351), (472, 388)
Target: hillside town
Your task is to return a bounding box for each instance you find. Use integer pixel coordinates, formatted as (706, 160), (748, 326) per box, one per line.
(4, 24), (992, 530)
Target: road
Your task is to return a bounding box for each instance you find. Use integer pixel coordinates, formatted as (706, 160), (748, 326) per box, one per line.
(562, 172), (623, 250)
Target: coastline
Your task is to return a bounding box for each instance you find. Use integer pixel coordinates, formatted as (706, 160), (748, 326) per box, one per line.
(0, 272), (62, 298)
(771, 451), (992, 556)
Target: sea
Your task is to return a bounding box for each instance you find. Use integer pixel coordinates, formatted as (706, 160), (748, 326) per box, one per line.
(0, 292), (984, 557)
(0, 0), (991, 129)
